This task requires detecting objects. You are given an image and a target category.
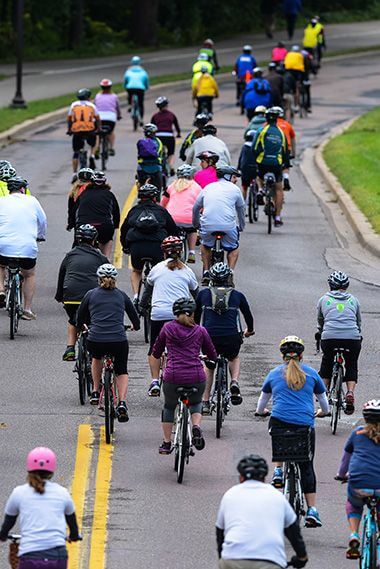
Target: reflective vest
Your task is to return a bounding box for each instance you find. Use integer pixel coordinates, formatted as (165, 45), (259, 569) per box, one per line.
(303, 24), (321, 49)
(192, 60), (213, 76)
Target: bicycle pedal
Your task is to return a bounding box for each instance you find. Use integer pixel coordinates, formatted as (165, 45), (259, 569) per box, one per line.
(189, 449), (195, 457)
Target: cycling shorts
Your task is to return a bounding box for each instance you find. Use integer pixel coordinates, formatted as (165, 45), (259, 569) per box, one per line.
(148, 319), (172, 355)
(157, 135), (175, 156)
(86, 340), (129, 375)
(162, 381), (205, 423)
(72, 132), (97, 152)
(91, 223), (114, 244)
(0, 255), (36, 270)
(63, 303), (79, 326)
(319, 338), (362, 382)
(100, 120), (116, 133)
(200, 227), (239, 251)
(210, 334), (243, 361)
(257, 164), (283, 183)
(129, 241), (163, 271)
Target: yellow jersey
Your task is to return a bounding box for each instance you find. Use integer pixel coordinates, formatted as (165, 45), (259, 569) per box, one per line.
(303, 24), (322, 49)
(192, 74), (219, 98)
(284, 52), (305, 72)
(0, 180), (31, 196)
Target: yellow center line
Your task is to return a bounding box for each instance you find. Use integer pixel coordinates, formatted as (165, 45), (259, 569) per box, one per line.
(113, 184), (138, 269)
(68, 424), (94, 569)
(88, 426), (114, 569)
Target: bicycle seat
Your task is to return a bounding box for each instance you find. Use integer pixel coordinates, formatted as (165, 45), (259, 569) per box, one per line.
(100, 125), (112, 134)
(141, 257), (153, 262)
(263, 172), (276, 184)
(176, 386), (198, 395)
(333, 347), (350, 353)
(211, 231), (226, 237)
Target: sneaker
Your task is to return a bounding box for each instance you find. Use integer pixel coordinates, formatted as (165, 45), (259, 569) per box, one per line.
(274, 219), (284, 227)
(283, 178), (291, 191)
(0, 291), (5, 308)
(62, 346), (75, 361)
(89, 156), (96, 169)
(256, 192), (265, 206)
(192, 425), (205, 450)
(346, 532), (360, 559)
(272, 467), (284, 488)
(230, 381), (243, 405)
(201, 270), (210, 286)
(344, 391), (355, 415)
(187, 252), (196, 264)
(116, 401), (129, 423)
(90, 391), (100, 405)
(109, 148), (115, 156)
(159, 440), (172, 455)
(148, 380), (161, 397)
(305, 506), (322, 528)
(21, 309), (36, 321)
(202, 400), (211, 416)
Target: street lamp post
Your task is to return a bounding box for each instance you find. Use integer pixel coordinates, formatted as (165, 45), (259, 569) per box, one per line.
(10, 0), (27, 109)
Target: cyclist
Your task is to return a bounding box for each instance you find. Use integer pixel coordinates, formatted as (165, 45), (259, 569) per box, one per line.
(179, 113), (209, 162)
(161, 165), (201, 264)
(67, 88), (100, 173)
(94, 79), (121, 157)
(138, 237), (198, 397)
(238, 130), (258, 199)
(272, 41), (288, 64)
(151, 297), (217, 454)
(55, 224), (108, 361)
(241, 67), (272, 120)
(255, 336), (329, 528)
(0, 161), (16, 196)
(233, 45), (257, 108)
(316, 270), (362, 415)
(194, 151), (219, 188)
(186, 124), (231, 167)
(199, 38), (219, 72)
(244, 105), (267, 138)
(0, 177), (47, 318)
(303, 18), (323, 63)
(136, 123), (164, 192)
(76, 263), (140, 420)
(192, 53), (214, 81)
(0, 447), (81, 568)
(66, 168), (94, 232)
(151, 96), (181, 177)
(120, 184), (178, 302)
(335, 400), (380, 560)
(283, 70), (297, 122)
(284, 46), (305, 109)
(192, 66), (219, 117)
(314, 16), (326, 66)
(252, 107), (290, 226)
(195, 263), (254, 415)
(216, 454), (308, 569)
(192, 166), (245, 283)
(73, 170), (120, 259)
(271, 105), (296, 190)
(123, 55), (149, 123)
(266, 62), (284, 107)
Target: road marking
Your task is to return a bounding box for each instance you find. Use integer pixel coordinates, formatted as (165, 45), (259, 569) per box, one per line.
(88, 426), (113, 569)
(113, 183), (137, 269)
(68, 424), (94, 569)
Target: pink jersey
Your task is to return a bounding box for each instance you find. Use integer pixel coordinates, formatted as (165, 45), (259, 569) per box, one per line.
(272, 47), (288, 62)
(194, 166), (218, 188)
(161, 180), (202, 225)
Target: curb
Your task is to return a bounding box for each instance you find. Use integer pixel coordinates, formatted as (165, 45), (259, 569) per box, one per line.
(312, 118), (380, 259)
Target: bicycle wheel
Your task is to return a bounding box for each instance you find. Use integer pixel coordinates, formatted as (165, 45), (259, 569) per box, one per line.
(143, 314), (151, 344)
(104, 370), (113, 444)
(85, 347), (93, 396)
(77, 335), (86, 405)
(266, 199), (272, 234)
(330, 366), (343, 435)
(248, 186), (254, 224)
(177, 405), (189, 484)
(215, 363), (224, 439)
(369, 528), (377, 569)
(101, 137), (108, 171)
(285, 463), (297, 512)
(8, 278), (17, 340)
(79, 150), (87, 169)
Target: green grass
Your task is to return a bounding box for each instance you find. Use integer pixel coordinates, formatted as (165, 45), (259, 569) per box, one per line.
(323, 107), (380, 233)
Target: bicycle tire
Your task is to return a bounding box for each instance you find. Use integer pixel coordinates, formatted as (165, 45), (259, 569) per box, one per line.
(267, 199), (272, 234)
(177, 404), (189, 484)
(248, 186), (254, 224)
(285, 463), (297, 512)
(104, 369), (113, 444)
(133, 114), (139, 132)
(143, 314), (150, 344)
(215, 363), (224, 439)
(77, 335), (86, 405)
(85, 348), (93, 396)
(253, 192), (259, 222)
(9, 278), (16, 340)
(101, 137), (108, 171)
(79, 150), (87, 169)
(330, 365), (343, 435)
(369, 528), (377, 569)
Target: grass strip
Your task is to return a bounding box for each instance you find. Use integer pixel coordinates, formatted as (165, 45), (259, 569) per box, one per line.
(323, 107), (380, 234)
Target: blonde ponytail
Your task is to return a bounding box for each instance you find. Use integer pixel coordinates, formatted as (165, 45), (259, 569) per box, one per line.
(172, 179), (191, 193)
(283, 357), (306, 391)
(359, 423), (380, 444)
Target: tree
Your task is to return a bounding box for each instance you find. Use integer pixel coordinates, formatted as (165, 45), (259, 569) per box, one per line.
(132, 0), (158, 46)
(70, 0), (84, 49)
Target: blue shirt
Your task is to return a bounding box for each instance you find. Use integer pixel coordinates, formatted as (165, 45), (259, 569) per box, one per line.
(235, 54), (257, 78)
(262, 364), (326, 426)
(345, 426), (380, 489)
(124, 66), (149, 90)
(195, 288), (254, 337)
(241, 78), (272, 110)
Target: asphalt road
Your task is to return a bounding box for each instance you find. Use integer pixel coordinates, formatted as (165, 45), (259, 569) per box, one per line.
(0, 45), (380, 569)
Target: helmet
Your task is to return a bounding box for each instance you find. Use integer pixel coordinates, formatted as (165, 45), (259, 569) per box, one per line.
(200, 65), (209, 73)
(0, 160), (16, 181)
(268, 62), (277, 70)
(237, 454), (268, 481)
(77, 88), (91, 100)
(92, 170), (107, 185)
(311, 17), (318, 24)
(75, 224), (98, 243)
(138, 183), (160, 200)
(100, 78), (112, 88)
(244, 129), (255, 142)
(77, 167), (94, 182)
(155, 96), (168, 108)
(131, 56), (141, 65)
(176, 164), (196, 178)
(97, 263), (118, 278)
(279, 335), (305, 356)
(161, 236), (183, 257)
(196, 150), (219, 165)
(198, 53), (209, 61)
(271, 105), (284, 117)
(143, 123), (158, 136)
(202, 124), (217, 136)
(172, 297), (196, 316)
(255, 105), (267, 114)
(216, 166), (241, 181)
(209, 262), (233, 284)
(253, 66), (263, 77)
(7, 176), (28, 192)
(265, 107), (280, 122)
(193, 113), (210, 127)
(27, 447), (57, 473)
(363, 400), (380, 424)
(277, 41), (285, 48)
(243, 44), (252, 52)
(204, 38), (214, 47)
(328, 270), (349, 290)
(291, 45), (300, 52)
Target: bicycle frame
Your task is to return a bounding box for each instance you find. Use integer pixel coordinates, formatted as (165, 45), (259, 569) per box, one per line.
(330, 348), (348, 435)
(211, 232), (225, 265)
(137, 258), (152, 344)
(361, 497), (380, 568)
(100, 356), (118, 444)
(262, 173), (276, 234)
(211, 356), (230, 438)
(131, 94), (141, 131)
(173, 388), (197, 483)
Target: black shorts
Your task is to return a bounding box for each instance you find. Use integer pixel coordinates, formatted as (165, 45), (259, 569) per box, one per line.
(210, 334), (243, 361)
(149, 319), (172, 354)
(129, 241), (163, 271)
(72, 132), (97, 152)
(0, 255), (36, 270)
(319, 338), (362, 382)
(157, 135), (175, 156)
(100, 120), (115, 133)
(86, 340), (129, 375)
(91, 223), (114, 244)
(63, 304), (79, 326)
(257, 164), (283, 183)
(288, 69), (303, 83)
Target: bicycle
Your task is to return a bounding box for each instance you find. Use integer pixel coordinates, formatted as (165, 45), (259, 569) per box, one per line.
(360, 495), (380, 568)
(74, 328), (92, 405)
(210, 356), (230, 439)
(7, 534), (20, 569)
(262, 172), (276, 234)
(299, 80), (310, 119)
(131, 94), (141, 131)
(177, 226), (190, 263)
(5, 260), (23, 340)
(136, 257), (152, 344)
(99, 124), (112, 171)
(247, 178), (259, 223)
(210, 231), (225, 265)
(99, 355), (118, 444)
(173, 386), (197, 483)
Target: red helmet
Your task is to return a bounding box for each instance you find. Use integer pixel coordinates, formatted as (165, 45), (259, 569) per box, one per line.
(161, 236), (183, 257)
(100, 78), (112, 88)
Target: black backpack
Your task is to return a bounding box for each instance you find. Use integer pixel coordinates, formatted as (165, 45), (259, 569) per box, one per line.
(209, 287), (234, 315)
(134, 207), (160, 234)
(253, 79), (269, 95)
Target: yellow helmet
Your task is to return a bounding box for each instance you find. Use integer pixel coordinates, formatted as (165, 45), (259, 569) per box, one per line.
(279, 336), (305, 356)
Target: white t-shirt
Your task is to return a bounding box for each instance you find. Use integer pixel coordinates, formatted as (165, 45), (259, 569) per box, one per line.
(186, 135), (231, 167)
(5, 482), (75, 556)
(147, 259), (198, 321)
(0, 194), (47, 258)
(194, 180), (245, 232)
(216, 480), (296, 567)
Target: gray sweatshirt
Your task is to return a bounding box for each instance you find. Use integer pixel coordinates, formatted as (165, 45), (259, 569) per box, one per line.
(317, 290), (361, 340)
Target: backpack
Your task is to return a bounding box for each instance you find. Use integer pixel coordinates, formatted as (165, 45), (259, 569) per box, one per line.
(209, 287), (234, 315)
(70, 102), (96, 132)
(134, 207), (160, 234)
(137, 138), (159, 160)
(253, 79), (269, 95)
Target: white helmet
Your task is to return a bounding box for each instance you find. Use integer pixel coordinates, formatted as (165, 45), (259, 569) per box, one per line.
(97, 263), (118, 278)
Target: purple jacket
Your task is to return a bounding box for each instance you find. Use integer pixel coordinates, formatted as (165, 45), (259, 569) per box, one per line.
(152, 320), (217, 384)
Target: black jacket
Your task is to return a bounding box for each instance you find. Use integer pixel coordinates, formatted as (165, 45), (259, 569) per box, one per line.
(55, 244), (108, 302)
(74, 184), (120, 228)
(120, 201), (178, 247)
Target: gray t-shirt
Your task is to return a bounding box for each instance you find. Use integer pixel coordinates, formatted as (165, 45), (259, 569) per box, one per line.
(192, 180), (246, 232)
(317, 290), (361, 340)
(186, 135), (231, 167)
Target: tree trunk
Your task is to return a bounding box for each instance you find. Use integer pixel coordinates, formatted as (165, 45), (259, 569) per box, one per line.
(132, 0), (158, 46)
(70, 0), (84, 49)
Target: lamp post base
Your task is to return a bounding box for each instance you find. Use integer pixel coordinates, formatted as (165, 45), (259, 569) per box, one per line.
(10, 94), (27, 109)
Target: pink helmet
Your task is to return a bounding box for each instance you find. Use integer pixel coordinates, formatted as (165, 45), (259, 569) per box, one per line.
(27, 447), (57, 473)
(100, 78), (112, 88)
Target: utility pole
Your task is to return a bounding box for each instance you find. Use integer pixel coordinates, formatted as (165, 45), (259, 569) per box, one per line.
(10, 0), (27, 108)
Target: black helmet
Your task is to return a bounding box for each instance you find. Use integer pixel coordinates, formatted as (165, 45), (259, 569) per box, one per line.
(155, 96), (168, 108)
(138, 183), (160, 200)
(216, 166), (241, 181)
(75, 224), (98, 243)
(363, 400), (380, 424)
(172, 297), (196, 316)
(328, 270), (349, 290)
(77, 88), (91, 101)
(202, 124), (217, 136)
(279, 335), (305, 357)
(244, 129), (255, 142)
(196, 150), (219, 165)
(209, 262), (233, 284)
(193, 113), (210, 128)
(7, 176), (28, 192)
(237, 454), (268, 481)
(92, 170), (107, 185)
(77, 168), (94, 182)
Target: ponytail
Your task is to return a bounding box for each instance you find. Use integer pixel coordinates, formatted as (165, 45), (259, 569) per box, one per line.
(283, 356), (306, 391)
(167, 258), (185, 271)
(360, 423), (380, 444)
(177, 314), (195, 328)
(27, 471), (53, 495)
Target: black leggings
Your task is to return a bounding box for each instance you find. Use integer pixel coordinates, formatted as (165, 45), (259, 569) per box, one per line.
(269, 417), (316, 494)
(162, 382), (205, 423)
